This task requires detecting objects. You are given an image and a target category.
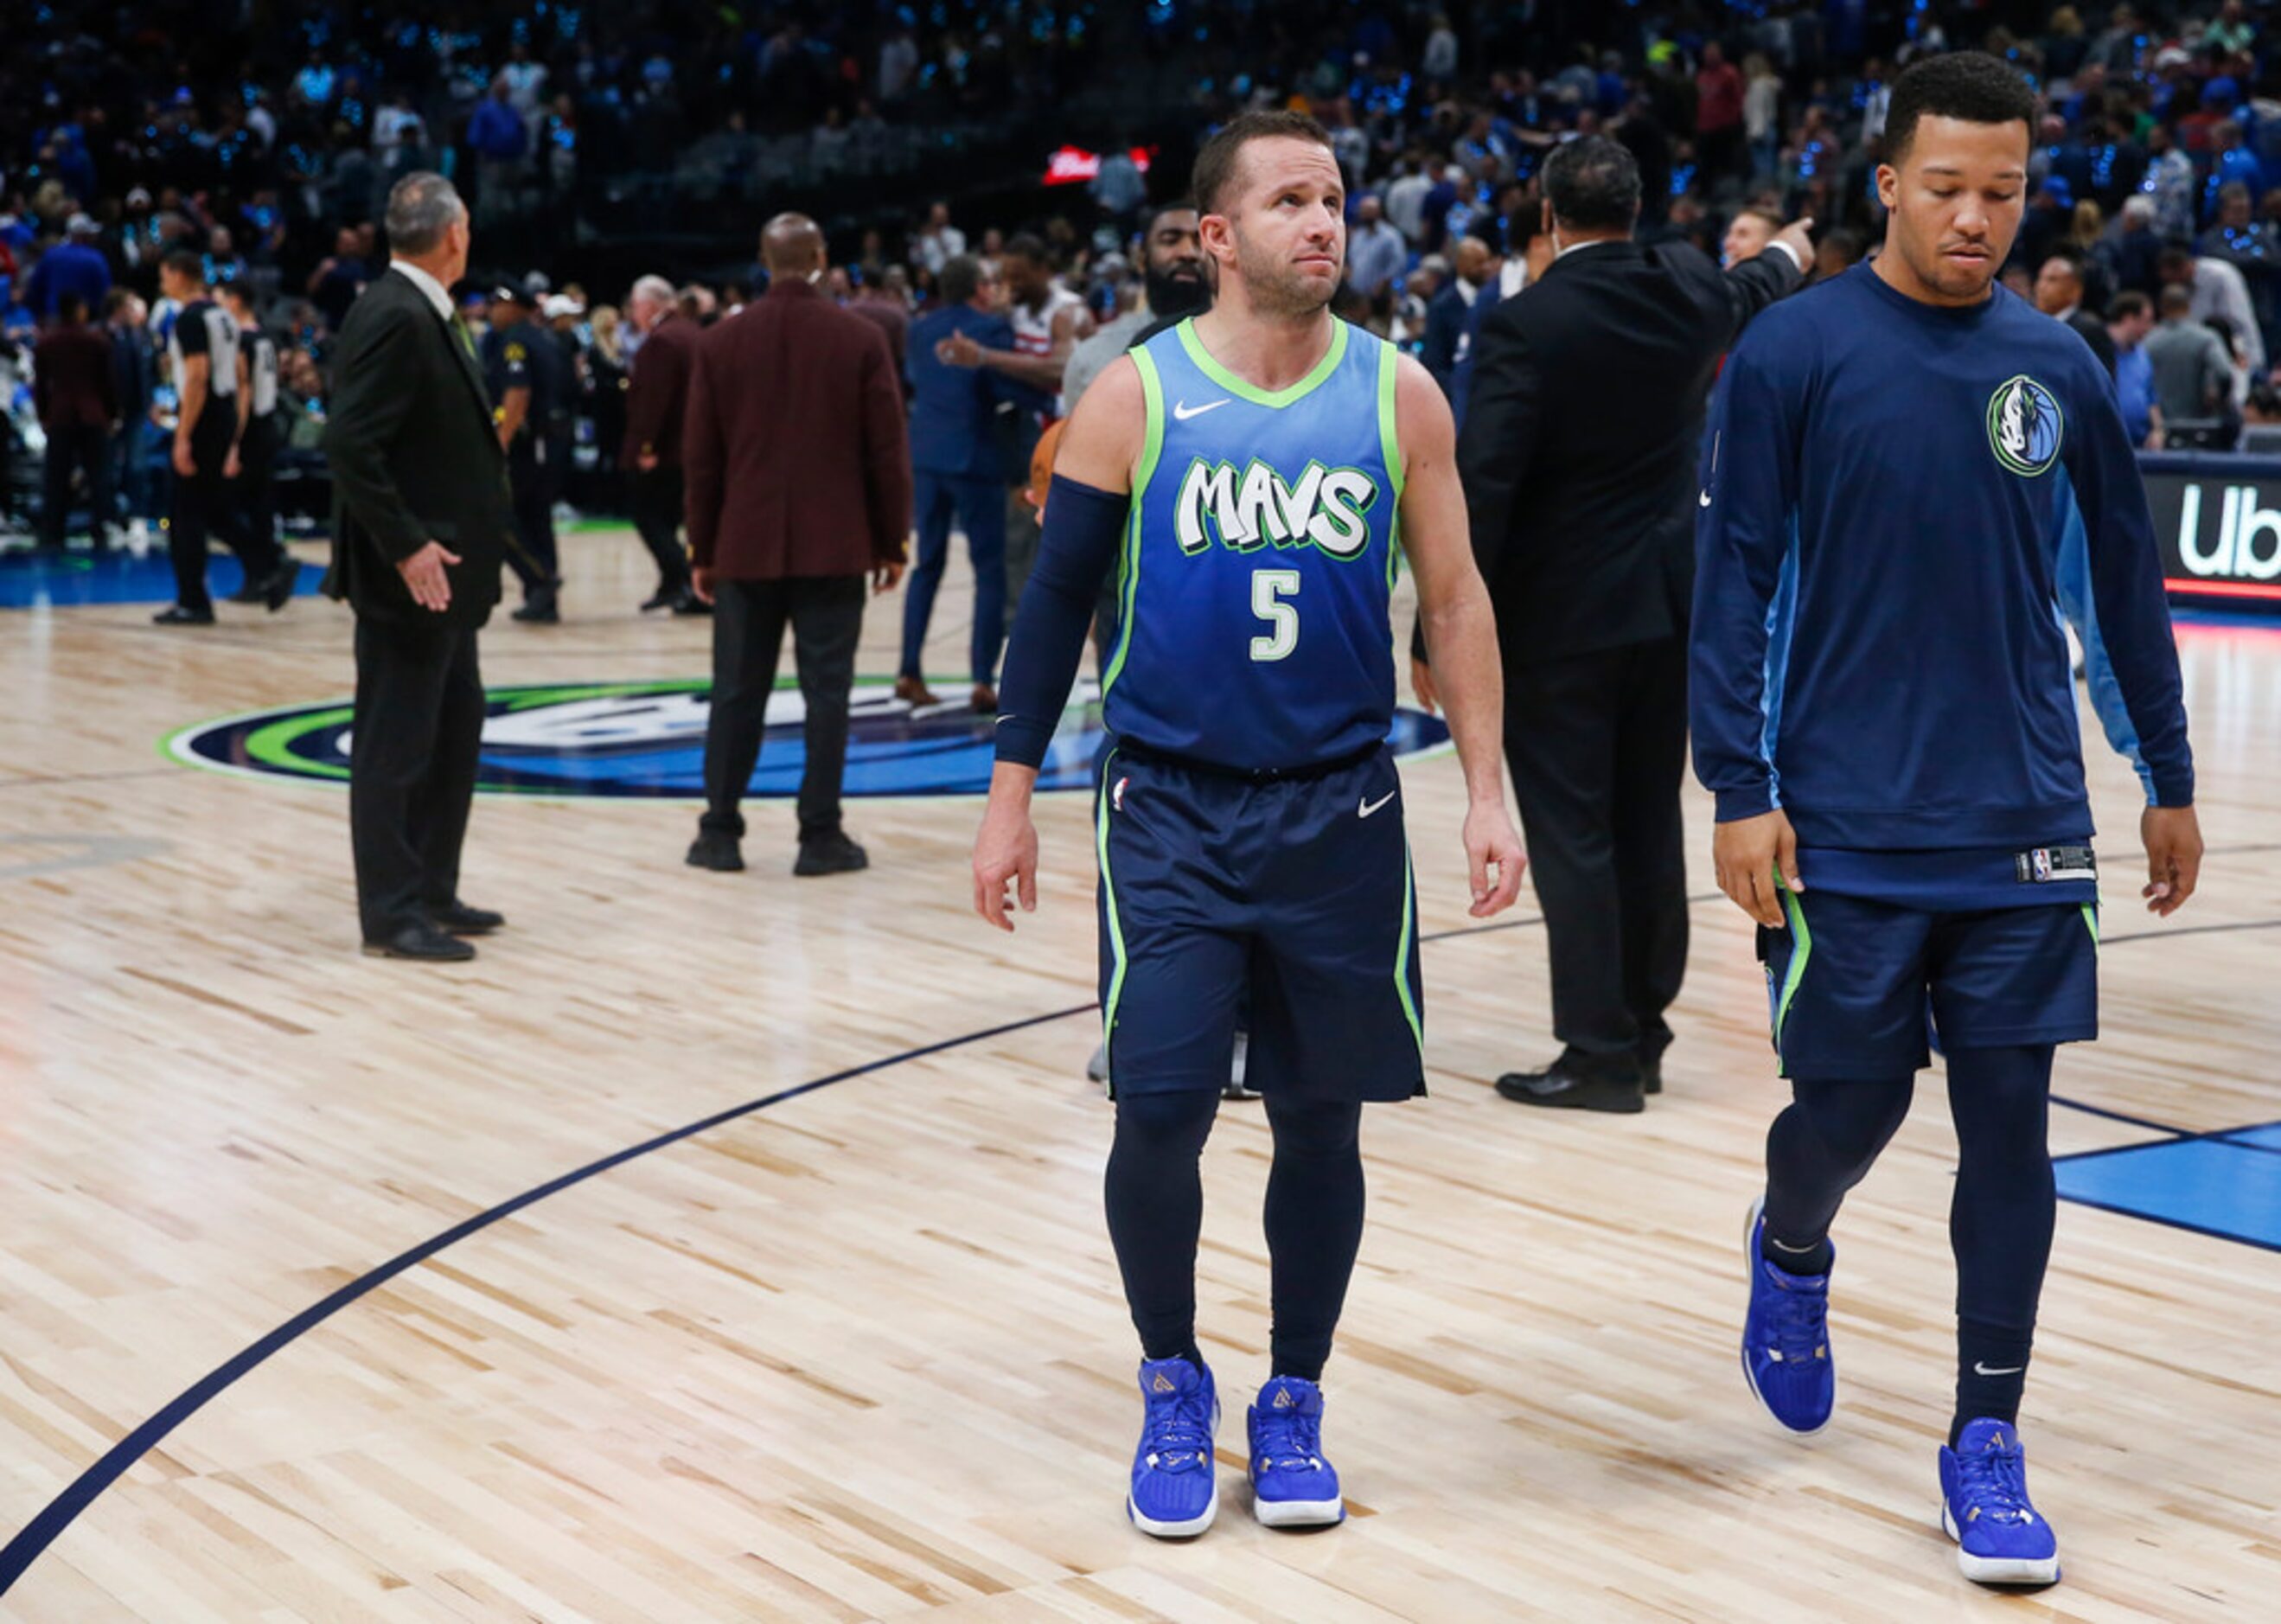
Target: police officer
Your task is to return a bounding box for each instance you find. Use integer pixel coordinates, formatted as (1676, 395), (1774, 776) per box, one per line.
(484, 278), (565, 623)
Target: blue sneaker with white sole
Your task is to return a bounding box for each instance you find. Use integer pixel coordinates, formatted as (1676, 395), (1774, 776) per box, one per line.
(1741, 1197), (1836, 1435)
(1128, 1357), (1219, 1538)
(1939, 1418), (2061, 1586)
(1247, 1376), (1345, 1527)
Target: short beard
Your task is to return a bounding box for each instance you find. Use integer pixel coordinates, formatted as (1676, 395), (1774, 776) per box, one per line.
(1143, 265), (1211, 320)
(1233, 227), (1337, 319)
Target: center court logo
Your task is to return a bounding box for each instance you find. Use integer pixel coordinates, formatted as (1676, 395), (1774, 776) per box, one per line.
(1985, 374), (2064, 477)
(169, 679), (1452, 799)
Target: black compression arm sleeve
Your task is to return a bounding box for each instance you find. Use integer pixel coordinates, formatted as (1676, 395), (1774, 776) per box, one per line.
(994, 475), (1128, 769)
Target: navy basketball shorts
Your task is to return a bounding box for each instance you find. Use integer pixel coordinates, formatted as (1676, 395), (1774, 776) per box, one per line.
(1094, 743), (1425, 1102)
(1758, 888), (2099, 1078)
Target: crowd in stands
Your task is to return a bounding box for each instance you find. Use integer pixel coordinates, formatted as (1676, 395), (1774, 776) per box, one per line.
(8, 2), (2281, 544)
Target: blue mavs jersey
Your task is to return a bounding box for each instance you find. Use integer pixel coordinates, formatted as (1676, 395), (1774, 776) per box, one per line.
(1104, 318), (1403, 772)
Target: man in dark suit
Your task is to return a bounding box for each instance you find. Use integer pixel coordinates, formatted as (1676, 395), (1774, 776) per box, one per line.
(1426, 135), (1809, 1113)
(683, 213), (910, 879)
(323, 172), (515, 962)
(2033, 248), (2119, 378)
(31, 291), (117, 553)
(899, 253), (1045, 711)
(619, 272), (703, 614)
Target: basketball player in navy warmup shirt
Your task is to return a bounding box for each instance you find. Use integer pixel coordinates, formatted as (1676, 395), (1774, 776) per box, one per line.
(1694, 54), (2202, 1588)
(972, 110), (1524, 1538)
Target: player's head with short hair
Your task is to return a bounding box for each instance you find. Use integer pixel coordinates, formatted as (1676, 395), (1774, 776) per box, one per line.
(1000, 233), (1053, 304)
(1542, 137), (1640, 240)
(1873, 54), (2035, 308)
(1189, 109), (1344, 320)
(1140, 201), (1211, 319)
(158, 248), (206, 301)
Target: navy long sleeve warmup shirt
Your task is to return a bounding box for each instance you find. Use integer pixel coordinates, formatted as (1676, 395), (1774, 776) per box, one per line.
(1691, 264), (2193, 909)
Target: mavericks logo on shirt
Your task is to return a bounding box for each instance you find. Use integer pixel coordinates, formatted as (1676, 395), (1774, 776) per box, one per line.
(1985, 374), (2064, 477)
(1172, 457), (1380, 558)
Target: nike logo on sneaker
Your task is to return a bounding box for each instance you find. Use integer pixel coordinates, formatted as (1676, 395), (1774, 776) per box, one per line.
(1358, 791), (1396, 818)
(1972, 1361), (2024, 1377)
(1172, 399), (1230, 420)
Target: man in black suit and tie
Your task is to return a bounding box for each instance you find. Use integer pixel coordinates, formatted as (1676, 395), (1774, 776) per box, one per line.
(1423, 136), (1810, 1113)
(323, 171), (515, 962)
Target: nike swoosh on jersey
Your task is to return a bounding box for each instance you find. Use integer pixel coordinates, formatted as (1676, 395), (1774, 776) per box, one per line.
(1172, 399), (1230, 420)
(1358, 791), (1397, 818)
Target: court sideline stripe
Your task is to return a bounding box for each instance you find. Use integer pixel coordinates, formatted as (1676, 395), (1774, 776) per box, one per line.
(3, 905), (2272, 1593)
(0, 1001), (1094, 1595)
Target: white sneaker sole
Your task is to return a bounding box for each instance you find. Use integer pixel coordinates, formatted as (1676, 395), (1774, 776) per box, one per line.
(1252, 1493), (1345, 1528)
(1129, 1486), (1217, 1538)
(1741, 1196), (1831, 1438)
(1941, 1503), (2060, 1585)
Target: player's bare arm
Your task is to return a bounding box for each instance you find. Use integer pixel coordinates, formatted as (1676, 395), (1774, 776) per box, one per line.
(971, 355), (1143, 930)
(1393, 352), (1525, 917)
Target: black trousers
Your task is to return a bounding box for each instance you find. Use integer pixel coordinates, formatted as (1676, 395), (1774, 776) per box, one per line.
(233, 412), (278, 563)
(40, 421), (112, 550)
(700, 576), (864, 843)
(629, 466), (691, 591)
(1502, 634), (1690, 1062)
(507, 451), (559, 592)
(350, 617), (486, 941)
(169, 417), (279, 612)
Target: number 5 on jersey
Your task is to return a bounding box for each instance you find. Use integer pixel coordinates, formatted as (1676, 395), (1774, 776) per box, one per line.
(1251, 569), (1300, 662)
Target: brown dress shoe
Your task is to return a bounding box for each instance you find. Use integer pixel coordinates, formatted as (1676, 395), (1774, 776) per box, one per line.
(894, 674), (939, 706)
(971, 683), (998, 713)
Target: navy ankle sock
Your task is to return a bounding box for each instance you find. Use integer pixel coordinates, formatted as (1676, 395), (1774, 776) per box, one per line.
(1760, 1229), (1834, 1276)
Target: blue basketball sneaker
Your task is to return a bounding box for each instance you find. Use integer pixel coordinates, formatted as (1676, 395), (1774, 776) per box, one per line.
(1741, 1198), (1835, 1435)
(1939, 1418), (2061, 1586)
(1246, 1376), (1345, 1527)
(1128, 1357), (1219, 1538)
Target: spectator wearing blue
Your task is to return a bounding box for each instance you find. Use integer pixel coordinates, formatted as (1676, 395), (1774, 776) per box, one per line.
(2106, 291), (2162, 449)
(102, 288), (157, 531)
(1345, 193), (1409, 308)
(466, 79), (530, 226)
(25, 215), (111, 322)
(2204, 118), (2263, 222)
(899, 253), (1046, 713)
(1422, 233), (1493, 393)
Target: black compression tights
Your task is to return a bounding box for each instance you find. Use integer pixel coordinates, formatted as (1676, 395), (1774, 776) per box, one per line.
(1761, 1045), (2057, 1437)
(1103, 1091), (1367, 1384)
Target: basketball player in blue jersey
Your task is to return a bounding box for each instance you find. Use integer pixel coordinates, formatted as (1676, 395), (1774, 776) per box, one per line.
(1695, 54), (2201, 1588)
(972, 109), (1524, 1538)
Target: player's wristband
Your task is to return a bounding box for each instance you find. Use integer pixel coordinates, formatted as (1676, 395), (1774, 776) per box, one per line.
(995, 475), (1129, 770)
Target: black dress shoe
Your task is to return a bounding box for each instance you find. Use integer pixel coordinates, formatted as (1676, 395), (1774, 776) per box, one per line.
(430, 900), (505, 935)
(687, 829), (745, 872)
(361, 922), (476, 962)
(1494, 1052), (1646, 1114)
(152, 604), (215, 625)
(670, 590), (712, 617)
(639, 585), (680, 612)
(793, 830), (870, 877)
(263, 556), (301, 611)
(1641, 1055), (1664, 1097)
(511, 592), (560, 623)
(227, 580), (265, 605)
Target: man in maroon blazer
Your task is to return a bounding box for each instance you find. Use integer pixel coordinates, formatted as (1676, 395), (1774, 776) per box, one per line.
(684, 214), (911, 878)
(618, 273), (704, 614)
(32, 292), (119, 553)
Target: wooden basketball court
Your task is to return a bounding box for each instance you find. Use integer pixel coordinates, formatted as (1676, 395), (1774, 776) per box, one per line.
(0, 530), (2275, 1620)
